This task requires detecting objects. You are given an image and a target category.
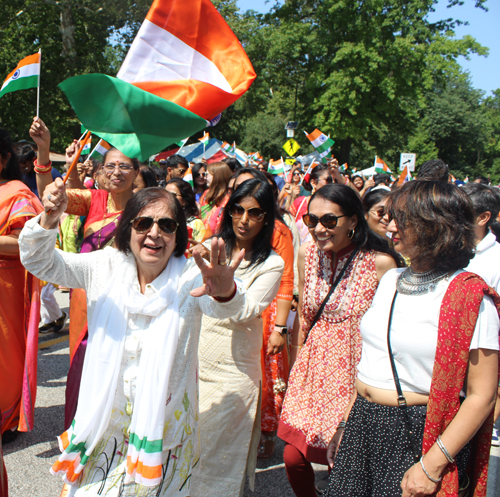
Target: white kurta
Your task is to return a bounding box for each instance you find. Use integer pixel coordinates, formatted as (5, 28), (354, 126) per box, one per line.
(19, 216), (281, 497)
(191, 252), (285, 497)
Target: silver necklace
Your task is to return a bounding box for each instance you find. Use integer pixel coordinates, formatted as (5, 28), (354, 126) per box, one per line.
(396, 267), (450, 296)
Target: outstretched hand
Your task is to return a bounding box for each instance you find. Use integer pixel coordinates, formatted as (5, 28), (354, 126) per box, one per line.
(190, 237), (245, 299)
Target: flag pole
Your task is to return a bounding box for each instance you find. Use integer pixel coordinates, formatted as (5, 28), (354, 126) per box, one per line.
(203, 142), (206, 159)
(36, 49), (41, 117)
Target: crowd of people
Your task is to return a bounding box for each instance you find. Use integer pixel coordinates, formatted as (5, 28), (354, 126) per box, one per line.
(0, 115), (499, 497)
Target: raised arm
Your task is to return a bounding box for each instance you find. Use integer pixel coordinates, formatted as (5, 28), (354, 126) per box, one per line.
(29, 117), (52, 199)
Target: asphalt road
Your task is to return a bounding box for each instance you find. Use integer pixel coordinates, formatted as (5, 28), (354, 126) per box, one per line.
(3, 290), (499, 496)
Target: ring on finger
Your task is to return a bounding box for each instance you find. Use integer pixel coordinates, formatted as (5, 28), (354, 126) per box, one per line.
(47, 193), (52, 201)
(219, 260), (227, 266)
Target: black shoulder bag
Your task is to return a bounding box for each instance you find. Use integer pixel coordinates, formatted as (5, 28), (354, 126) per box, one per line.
(303, 248), (359, 345)
(387, 291), (421, 463)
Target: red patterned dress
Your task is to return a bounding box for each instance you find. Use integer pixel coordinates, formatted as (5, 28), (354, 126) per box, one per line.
(278, 243), (378, 464)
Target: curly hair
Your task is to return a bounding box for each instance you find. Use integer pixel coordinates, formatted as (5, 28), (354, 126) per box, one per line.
(387, 181), (475, 272)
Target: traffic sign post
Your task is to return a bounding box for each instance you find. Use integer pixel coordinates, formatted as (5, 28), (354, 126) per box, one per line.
(400, 153), (416, 172)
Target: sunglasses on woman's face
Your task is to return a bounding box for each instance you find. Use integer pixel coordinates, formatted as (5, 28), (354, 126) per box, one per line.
(369, 207), (386, 218)
(303, 213), (346, 229)
(229, 203), (266, 222)
(130, 216), (178, 234)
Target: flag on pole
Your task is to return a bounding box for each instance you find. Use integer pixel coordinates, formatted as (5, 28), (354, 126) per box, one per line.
(464, 176), (469, 183)
(175, 137), (189, 148)
(374, 156), (391, 174)
(0, 53), (40, 99)
(301, 160), (319, 185)
(339, 163), (348, 172)
(269, 158), (285, 175)
(58, 0), (256, 161)
(79, 133), (92, 156)
(248, 152), (262, 162)
(305, 129), (335, 162)
(91, 139), (111, 159)
(221, 141), (235, 155)
(198, 132), (210, 146)
(183, 167), (194, 188)
(396, 165), (411, 187)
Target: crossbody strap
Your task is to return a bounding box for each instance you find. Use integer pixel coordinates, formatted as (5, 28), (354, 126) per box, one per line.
(387, 291), (421, 463)
(303, 248), (359, 345)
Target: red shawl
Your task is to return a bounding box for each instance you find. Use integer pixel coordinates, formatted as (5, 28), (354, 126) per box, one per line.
(423, 272), (500, 497)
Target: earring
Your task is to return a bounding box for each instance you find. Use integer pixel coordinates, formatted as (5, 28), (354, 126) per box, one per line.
(348, 229), (355, 239)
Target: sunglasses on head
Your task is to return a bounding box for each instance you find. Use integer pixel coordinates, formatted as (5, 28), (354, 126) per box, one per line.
(303, 213), (346, 229)
(130, 216), (178, 234)
(229, 203), (266, 222)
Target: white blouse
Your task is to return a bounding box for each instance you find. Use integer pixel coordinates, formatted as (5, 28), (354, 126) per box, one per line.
(357, 269), (499, 394)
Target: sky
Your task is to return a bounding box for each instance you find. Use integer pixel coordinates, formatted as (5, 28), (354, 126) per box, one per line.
(236, 0), (499, 97)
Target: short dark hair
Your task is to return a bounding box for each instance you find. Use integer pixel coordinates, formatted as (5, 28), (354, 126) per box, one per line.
(216, 179), (275, 268)
(387, 181), (475, 272)
(0, 129), (22, 181)
(233, 167), (268, 187)
(17, 145), (36, 164)
(166, 177), (199, 218)
(373, 173), (391, 187)
(115, 187), (188, 257)
(362, 189), (390, 214)
(222, 157), (242, 172)
(102, 147), (140, 170)
(165, 154), (188, 170)
(461, 183), (500, 229)
(311, 184), (402, 264)
(416, 159), (449, 183)
(303, 164), (331, 192)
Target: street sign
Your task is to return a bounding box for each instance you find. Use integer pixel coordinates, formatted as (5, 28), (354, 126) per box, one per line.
(400, 153), (416, 172)
(283, 138), (300, 156)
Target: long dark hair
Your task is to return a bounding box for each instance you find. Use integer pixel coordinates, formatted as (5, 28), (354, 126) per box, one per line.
(192, 162), (208, 193)
(387, 181), (475, 272)
(310, 184), (403, 264)
(0, 129), (22, 181)
(115, 187), (188, 257)
(166, 177), (199, 218)
(303, 164), (331, 192)
(138, 165), (158, 188)
(216, 179), (275, 268)
(362, 188), (390, 214)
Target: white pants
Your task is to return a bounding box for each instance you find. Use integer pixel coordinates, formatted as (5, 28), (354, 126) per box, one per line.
(39, 283), (62, 325)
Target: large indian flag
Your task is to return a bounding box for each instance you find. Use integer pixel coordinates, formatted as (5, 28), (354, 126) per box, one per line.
(59, 0), (256, 161)
(0, 53), (40, 99)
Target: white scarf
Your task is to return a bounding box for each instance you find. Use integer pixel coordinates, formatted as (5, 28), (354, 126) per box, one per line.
(51, 253), (186, 487)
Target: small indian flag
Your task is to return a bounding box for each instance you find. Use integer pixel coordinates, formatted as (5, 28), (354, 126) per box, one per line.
(199, 132), (209, 146)
(339, 163), (348, 172)
(79, 133), (92, 156)
(269, 158), (285, 175)
(0, 53), (40, 99)
(91, 139), (111, 159)
(396, 165), (412, 187)
(305, 129), (335, 161)
(221, 141), (235, 154)
(183, 167), (194, 188)
(374, 156), (391, 174)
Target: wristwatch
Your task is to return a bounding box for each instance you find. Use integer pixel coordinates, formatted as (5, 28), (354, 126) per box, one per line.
(274, 325), (288, 336)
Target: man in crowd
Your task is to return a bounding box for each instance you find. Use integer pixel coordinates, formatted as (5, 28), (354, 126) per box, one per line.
(416, 158), (449, 183)
(160, 154), (189, 182)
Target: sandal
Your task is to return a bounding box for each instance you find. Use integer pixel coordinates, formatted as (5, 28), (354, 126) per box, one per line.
(257, 433), (276, 459)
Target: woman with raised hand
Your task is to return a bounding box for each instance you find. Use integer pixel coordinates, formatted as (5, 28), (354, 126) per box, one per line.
(0, 128), (43, 449)
(325, 181), (499, 497)
(278, 184), (400, 497)
(191, 179), (285, 497)
(30, 117), (140, 429)
(18, 182), (276, 497)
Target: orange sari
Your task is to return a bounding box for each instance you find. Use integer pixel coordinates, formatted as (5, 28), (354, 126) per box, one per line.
(0, 180), (43, 434)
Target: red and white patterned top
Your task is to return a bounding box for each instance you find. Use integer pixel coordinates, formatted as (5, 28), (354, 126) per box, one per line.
(278, 242), (379, 464)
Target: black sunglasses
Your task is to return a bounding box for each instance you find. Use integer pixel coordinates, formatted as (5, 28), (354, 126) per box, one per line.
(303, 213), (346, 229)
(130, 216), (178, 234)
(229, 203), (266, 222)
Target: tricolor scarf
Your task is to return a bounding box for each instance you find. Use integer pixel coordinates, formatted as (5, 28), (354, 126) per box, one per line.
(51, 253), (187, 487)
(423, 272), (500, 497)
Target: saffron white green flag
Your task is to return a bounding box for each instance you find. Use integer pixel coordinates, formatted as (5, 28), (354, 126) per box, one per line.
(0, 53), (40, 99)
(305, 128), (335, 162)
(198, 132), (210, 146)
(91, 139), (111, 159)
(269, 158), (285, 175)
(183, 167), (194, 188)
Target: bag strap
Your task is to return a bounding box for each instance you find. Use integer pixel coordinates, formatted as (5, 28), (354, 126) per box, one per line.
(387, 291), (421, 463)
(303, 248), (359, 344)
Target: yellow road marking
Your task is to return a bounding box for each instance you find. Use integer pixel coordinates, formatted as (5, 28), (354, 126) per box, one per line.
(38, 335), (69, 350)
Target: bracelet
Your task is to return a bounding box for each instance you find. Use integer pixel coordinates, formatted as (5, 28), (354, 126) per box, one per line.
(213, 282), (237, 302)
(290, 344), (303, 349)
(436, 436), (455, 464)
(33, 158), (52, 174)
(337, 421), (346, 429)
(420, 456), (442, 484)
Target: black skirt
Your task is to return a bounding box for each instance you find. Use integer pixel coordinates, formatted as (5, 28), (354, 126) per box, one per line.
(325, 395), (428, 497)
